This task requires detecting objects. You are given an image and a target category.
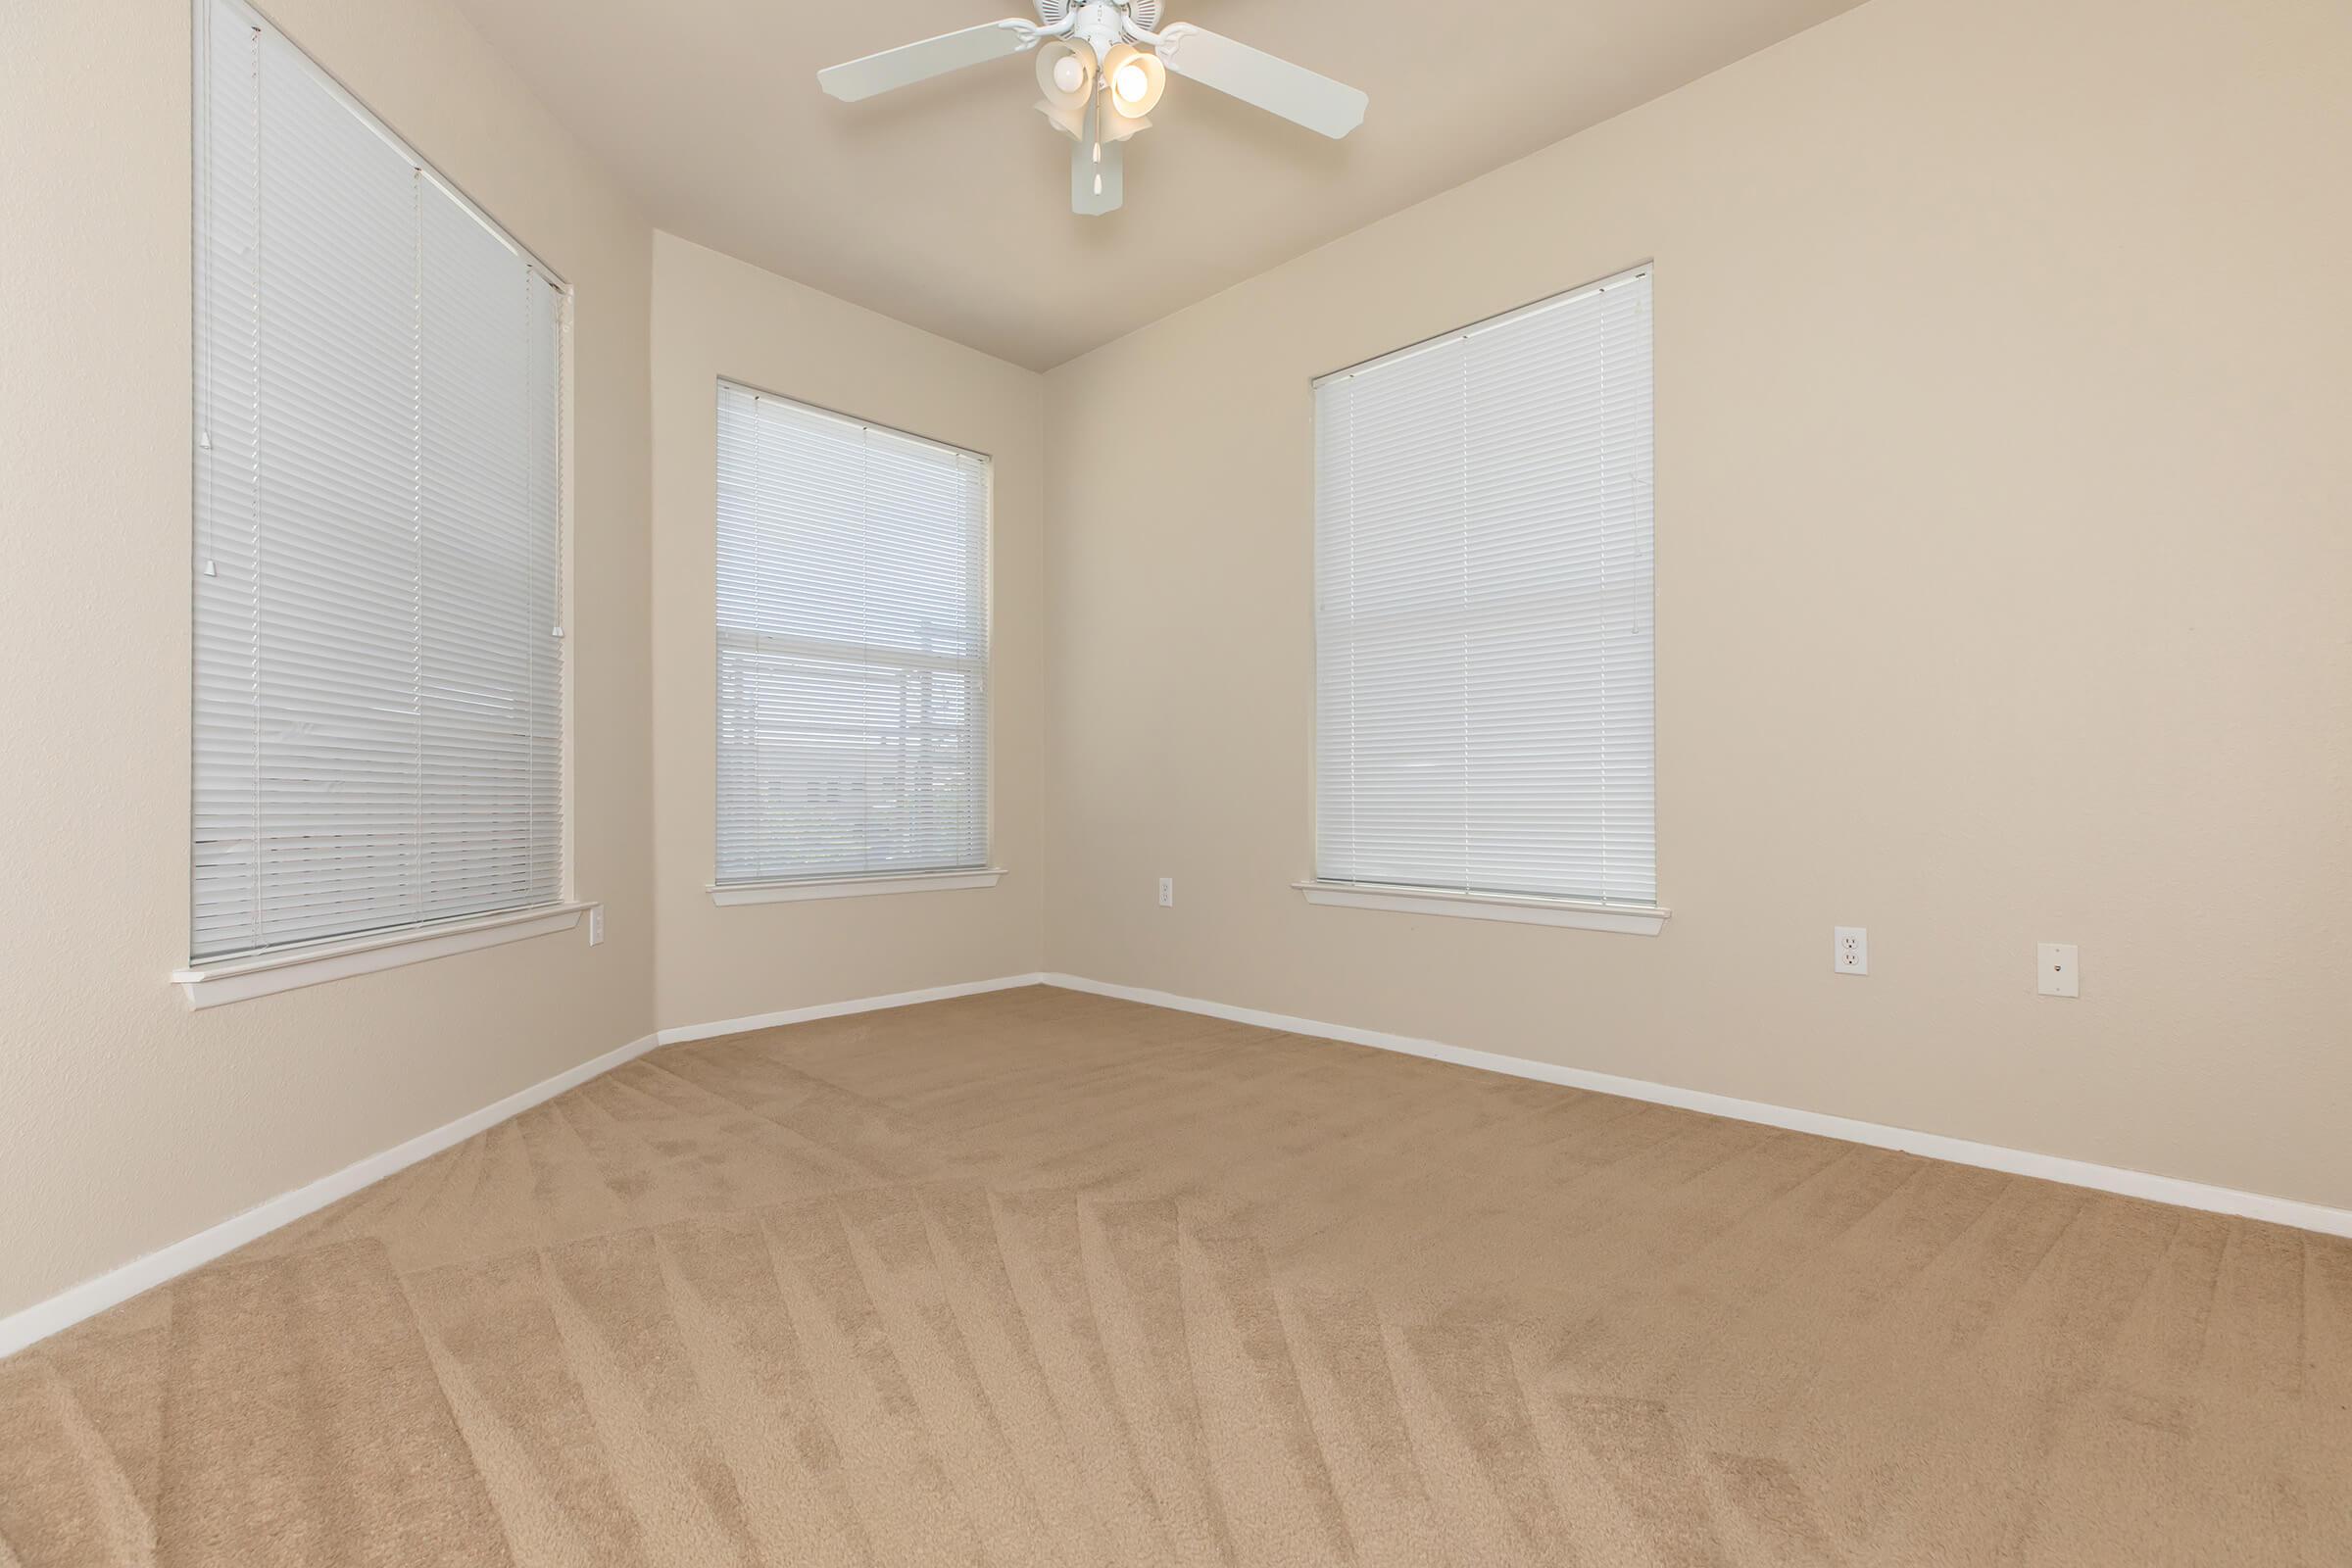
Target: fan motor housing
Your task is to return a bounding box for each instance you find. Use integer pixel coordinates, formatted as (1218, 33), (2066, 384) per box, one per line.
(823, 0), (1363, 215)
(1060, 4), (1126, 65)
(1036, 0), (1160, 27)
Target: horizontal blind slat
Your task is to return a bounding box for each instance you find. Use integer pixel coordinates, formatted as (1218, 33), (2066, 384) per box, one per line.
(191, 0), (564, 960)
(1315, 270), (1655, 905)
(713, 381), (991, 885)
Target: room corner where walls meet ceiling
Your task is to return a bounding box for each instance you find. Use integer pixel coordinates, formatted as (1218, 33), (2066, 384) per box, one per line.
(448, 0), (1870, 368)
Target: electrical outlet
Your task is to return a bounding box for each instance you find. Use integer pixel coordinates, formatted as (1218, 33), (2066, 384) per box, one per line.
(1834, 927), (1867, 975)
(588, 905), (605, 947)
(1158, 877), (1174, 907)
(2037, 942), (2079, 998)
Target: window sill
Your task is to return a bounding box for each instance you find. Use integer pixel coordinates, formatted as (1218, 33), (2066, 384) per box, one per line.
(709, 868), (1006, 906)
(1294, 880), (1669, 936)
(172, 901), (592, 1009)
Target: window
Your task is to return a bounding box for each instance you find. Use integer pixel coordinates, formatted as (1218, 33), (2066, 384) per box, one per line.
(1310, 267), (1657, 921)
(712, 383), (992, 891)
(191, 0), (566, 964)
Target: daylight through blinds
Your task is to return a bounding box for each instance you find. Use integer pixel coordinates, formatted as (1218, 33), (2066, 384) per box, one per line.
(192, 0), (565, 960)
(1313, 268), (1655, 906)
(714, 382), (991, 884)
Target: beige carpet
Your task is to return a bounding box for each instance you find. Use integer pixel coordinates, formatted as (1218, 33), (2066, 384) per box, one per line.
(2, 985), (2346, 1565)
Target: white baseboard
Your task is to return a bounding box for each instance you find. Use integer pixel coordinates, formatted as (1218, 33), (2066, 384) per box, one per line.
(0, 971), (1063, 1360)
(654, 972), (1048, 1046)
(0, 972), (1051, 1359)
(0, 1027), (663, 1361)
(1041, 972), (2352, 1241)
(12, 964), (2342, 1362)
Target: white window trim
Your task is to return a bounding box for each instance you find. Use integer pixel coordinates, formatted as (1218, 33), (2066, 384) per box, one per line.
(172, 902), (592, 1009)
(711, 381), (994, 889)
(709, 868), (1007, 906)
(1308, 263), (1659, 915)
(1294, 880), (1668, 936)
(190, 0), (580, 979)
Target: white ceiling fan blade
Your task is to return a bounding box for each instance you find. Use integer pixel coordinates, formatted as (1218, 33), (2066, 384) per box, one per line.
(1154, 25), (1366, 139)
(1072, 100), (1123, 215)
(818, 20), (1034, 102)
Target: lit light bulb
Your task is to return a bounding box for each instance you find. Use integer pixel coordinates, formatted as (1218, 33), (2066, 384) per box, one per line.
(1112, 61), (1150, 108)
(1052, 55), (1088, 95)
(1094, 172), (1103, 195)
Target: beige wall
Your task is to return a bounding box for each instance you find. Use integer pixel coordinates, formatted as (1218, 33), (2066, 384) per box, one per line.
(0, 0), (655, 1320)
(1043, 0), (2352, 1207)
(649, 234), (1047, 1031)
(5, 0), (2347, 1329)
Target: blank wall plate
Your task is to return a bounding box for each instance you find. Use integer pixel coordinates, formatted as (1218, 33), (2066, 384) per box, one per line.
(2037, 942), (2079, 997)
(1834, 927), (1867, 975)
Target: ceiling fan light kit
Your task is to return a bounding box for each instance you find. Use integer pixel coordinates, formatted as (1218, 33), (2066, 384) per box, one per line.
(818, 0), (1368, 216)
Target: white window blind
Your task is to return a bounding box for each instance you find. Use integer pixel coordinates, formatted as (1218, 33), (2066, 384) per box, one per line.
(714, 383), (991, 884)
(1313, 267), (1656, 907)
(192, 0), (565, 962)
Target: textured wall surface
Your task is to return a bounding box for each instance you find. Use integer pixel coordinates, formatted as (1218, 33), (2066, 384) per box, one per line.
(648, 234), (1047, 1034)
(0, 0), (657, 1319)
(1041, 0), (2352, 1208)
(5, 0), (2349, 1332)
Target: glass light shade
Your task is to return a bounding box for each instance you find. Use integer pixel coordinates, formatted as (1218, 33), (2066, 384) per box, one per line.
(1034, 41), (1095, 108)
(1034, 41), (1096, 139)
(1102, 44), (1165, 117)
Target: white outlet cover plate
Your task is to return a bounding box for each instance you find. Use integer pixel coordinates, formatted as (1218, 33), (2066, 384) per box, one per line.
(2037, 942), (2079, 997)
(1834, 926), (1867, 975)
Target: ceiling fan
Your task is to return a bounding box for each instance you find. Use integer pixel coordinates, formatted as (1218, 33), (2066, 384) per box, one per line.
(817, 0), (1368, 216)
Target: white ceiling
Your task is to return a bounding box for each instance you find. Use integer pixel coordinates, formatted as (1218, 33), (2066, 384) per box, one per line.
(452, 0), (1867, 369)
